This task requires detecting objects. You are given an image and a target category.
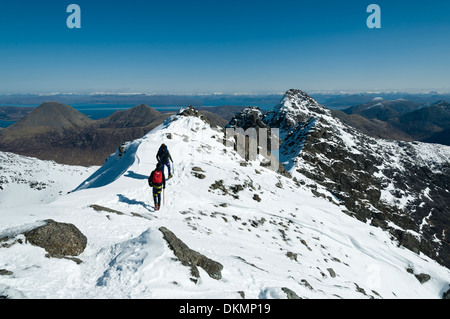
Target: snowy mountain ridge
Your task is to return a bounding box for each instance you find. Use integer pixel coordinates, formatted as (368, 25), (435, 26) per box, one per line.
(0, 102), (449, 299)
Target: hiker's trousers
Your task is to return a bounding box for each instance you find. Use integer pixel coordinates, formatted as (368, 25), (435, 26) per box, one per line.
(153, 185), (162, 206)
(162, 161), (171, 176)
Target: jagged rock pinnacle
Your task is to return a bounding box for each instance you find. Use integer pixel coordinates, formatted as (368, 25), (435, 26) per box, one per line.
(177, 105), (210, 124)
(263, 89), (327, 139)
(226, 106), (267, 130)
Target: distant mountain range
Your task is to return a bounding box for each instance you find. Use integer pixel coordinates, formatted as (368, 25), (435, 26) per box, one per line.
(335, 99), (450, 145)
(341, 98), (419, 121)
(313, 91), (450, 108)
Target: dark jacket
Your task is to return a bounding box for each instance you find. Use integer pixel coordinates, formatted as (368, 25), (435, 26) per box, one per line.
(156, 147), (173, 164)
(149, 169), (166, 189)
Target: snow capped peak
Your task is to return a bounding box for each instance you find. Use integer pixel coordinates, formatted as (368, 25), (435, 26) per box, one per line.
(261, 89), (328, 140)
(275, 89), (327, 120)
(283, 89), (320, 106)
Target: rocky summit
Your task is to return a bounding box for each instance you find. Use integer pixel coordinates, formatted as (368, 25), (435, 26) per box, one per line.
(229, 89), (450, 269)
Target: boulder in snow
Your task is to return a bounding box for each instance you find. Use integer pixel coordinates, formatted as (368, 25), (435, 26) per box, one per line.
(159, 226), (223, 281)
(23, 219), (87, 257)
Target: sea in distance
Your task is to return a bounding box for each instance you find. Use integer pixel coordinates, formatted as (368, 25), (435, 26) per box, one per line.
(74, 104), (183, 120)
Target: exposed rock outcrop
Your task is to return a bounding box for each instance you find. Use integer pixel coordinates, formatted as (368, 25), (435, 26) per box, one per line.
(23, 219), (87, 257)
(159, 226), (223, 281)
(177, 105), (210, 124)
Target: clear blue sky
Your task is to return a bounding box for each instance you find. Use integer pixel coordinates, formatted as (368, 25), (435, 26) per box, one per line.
(1, 0), (449, 94)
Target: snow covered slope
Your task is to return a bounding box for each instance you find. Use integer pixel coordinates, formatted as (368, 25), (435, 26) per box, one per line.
(0, 151), (98, 206)
(0, 111), (449, 299)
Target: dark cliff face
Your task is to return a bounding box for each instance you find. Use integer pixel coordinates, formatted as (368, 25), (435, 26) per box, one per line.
(229, 89), (450, 269)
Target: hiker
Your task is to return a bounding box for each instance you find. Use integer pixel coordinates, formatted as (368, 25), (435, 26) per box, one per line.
(156, 143), (174, 179)
(148, 162), (166, 211)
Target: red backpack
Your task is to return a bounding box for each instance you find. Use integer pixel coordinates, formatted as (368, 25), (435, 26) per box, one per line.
(152, 170), (163, 184)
